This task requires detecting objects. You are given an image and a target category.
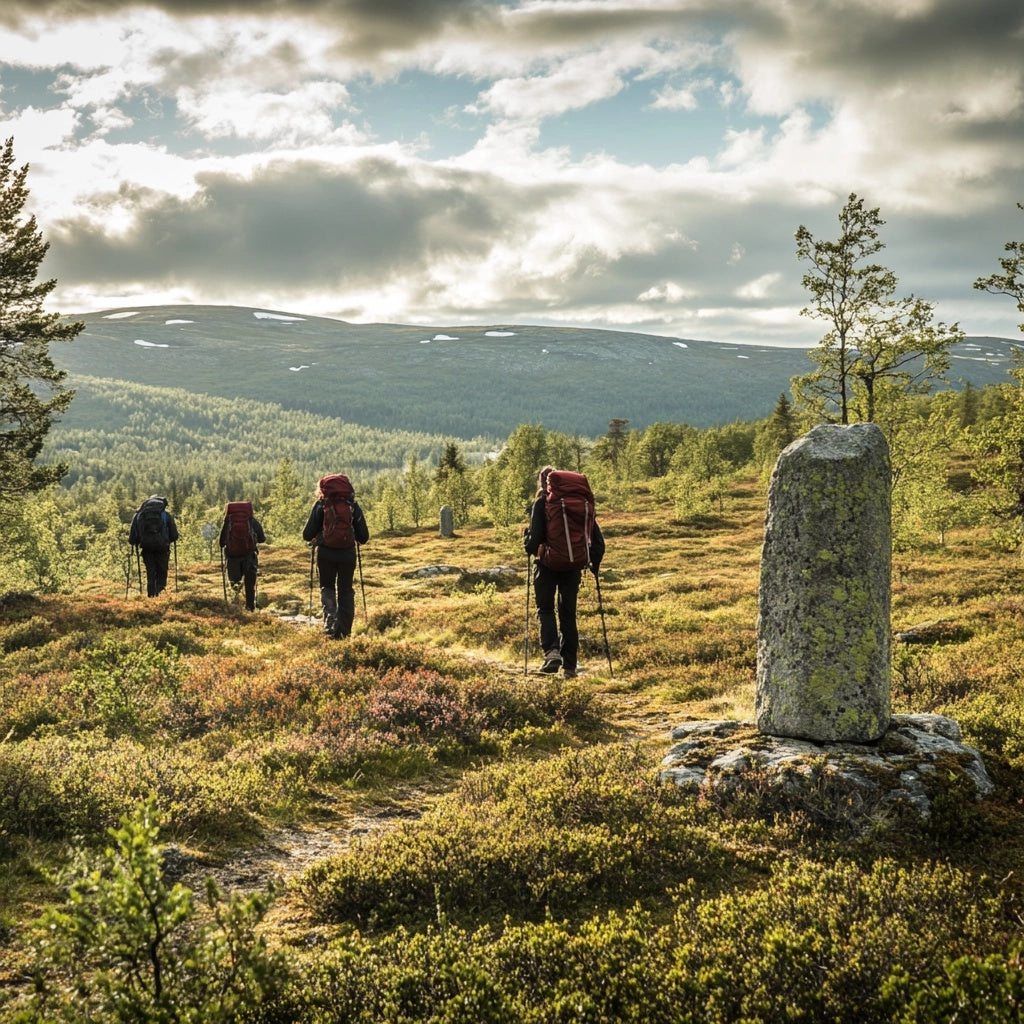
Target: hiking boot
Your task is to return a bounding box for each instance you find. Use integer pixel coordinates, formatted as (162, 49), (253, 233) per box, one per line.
(563, 668), (577, 679)
(540, 651), (562, 674)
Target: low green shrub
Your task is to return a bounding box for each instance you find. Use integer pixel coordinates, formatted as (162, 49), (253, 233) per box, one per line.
(0, 731), (282, 845)
(298, 744), (729, 931)
(281, 858), (1016, 1024)
(10, 798), (286, 1024)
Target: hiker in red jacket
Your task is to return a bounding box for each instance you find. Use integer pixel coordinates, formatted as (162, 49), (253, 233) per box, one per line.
(523, 466), (605, 678)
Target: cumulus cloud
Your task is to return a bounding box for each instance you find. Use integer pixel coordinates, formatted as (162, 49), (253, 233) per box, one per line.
(0, 0), (1020, 345)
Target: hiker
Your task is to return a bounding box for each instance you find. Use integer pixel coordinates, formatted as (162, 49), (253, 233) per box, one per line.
(523, 466), (605, 678)
(302, 474), (370, 638)
(128, 495), (179, 597)
(219, 501), (266, 611)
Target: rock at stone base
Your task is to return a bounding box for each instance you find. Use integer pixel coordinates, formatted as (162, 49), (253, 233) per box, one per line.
(659, 714), (992, 829)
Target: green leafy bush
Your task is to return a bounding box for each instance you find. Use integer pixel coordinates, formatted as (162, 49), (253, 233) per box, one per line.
(11, 798), (286, 1024)
(298, 744), (729, 930)
(63, 636), (185, 737)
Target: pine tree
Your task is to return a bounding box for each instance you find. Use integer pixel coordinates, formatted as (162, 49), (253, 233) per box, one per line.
(793, 193), (958, 424)
(974, 202), (1024, 333)
(0, 137), (82, 508)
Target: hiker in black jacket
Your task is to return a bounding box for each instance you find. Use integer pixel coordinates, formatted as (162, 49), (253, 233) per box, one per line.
(128, 495), (180, 597)
(302, 477), (370, 638)
(523, 466), (605, 678)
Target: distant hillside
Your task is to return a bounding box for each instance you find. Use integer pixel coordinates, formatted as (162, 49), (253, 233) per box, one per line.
(54, 304), (1020, 437)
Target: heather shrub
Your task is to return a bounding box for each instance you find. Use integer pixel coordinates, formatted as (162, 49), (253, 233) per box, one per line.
(0, 615), (53, 653)
(0, 731), (283, 844)
(280, 860), (1016, 1024)
(298, 744), (729, 930)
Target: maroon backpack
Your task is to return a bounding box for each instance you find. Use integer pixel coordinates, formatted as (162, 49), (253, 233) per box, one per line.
(224, 501), (256, 557)
(318, 474), (355, 548)
(541, 470), (595, 571)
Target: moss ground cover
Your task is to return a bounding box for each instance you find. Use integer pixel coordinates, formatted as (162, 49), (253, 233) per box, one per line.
(3, 478), (1024, 1021)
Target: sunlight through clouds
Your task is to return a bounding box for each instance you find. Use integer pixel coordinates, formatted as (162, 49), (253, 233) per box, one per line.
(0, 0), (1020, 345)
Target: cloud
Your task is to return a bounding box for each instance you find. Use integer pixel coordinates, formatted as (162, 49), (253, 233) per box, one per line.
(1, 0), (1022, 346)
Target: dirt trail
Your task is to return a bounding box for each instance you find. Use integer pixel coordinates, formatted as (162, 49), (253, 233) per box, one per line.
(175, 793), (430, 901)
(181, 637), (672, 903)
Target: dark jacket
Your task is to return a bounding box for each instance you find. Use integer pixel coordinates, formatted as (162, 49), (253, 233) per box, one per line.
(302, 500), (370, 546)
(524, 497), (604, 571)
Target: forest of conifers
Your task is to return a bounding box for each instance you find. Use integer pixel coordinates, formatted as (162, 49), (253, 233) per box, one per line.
(0, 364), (1010, 597)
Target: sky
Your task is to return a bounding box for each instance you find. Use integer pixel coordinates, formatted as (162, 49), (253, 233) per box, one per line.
(1, 0), (1022, 348)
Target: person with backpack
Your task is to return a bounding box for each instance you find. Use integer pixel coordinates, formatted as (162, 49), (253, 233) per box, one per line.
(128, 495), (180, 597)
(523, 466), (605, 677)
(302, 474), (370, 638)
(218, 501), (266, 611)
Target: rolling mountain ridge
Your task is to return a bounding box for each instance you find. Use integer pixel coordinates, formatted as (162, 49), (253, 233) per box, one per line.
(54, 304), (1020, 438)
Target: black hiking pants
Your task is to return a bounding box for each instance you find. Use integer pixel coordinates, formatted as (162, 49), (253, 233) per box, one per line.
(227, 554), (259, 610)
(316, 545), (357, 637)
(141, 548), (170, 597)
(532, 563), (581, 672)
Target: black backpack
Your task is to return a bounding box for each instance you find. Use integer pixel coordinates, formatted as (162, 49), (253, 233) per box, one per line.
(138, 497), (170, 552)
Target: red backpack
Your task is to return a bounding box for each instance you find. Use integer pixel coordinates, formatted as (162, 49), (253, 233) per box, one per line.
(224, 501), (257, 557)
(541, 470), (595, 571)
(319, 474), (355, 548)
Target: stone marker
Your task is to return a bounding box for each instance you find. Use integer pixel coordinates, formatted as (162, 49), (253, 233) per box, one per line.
(756, 423), (891, 743)
(439, 505), (455, 538)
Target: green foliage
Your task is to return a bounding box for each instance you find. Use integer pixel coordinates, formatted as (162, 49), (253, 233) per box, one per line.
(282, 858), (1014, 1024)
(968, 357), (1024, 547)
(12, 797), (285, 1024)
(65, 636), (184, 737)
(793, 193), (959, 425)
(0, 137), (82, 510)
(46, 375), (493, 509)
(974, 201), (1024, 335)
(262, 456), (309, 544)
(298, 744), (728, 931)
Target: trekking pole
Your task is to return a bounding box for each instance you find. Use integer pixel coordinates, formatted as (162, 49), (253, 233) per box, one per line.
(308, 544), (316, 626)
(356, 543), (368, 624)
(220, 545), (227, 601)
(524, 553), (532, 676)
(136, 547), (143, 596)
(173, 541), (179, 593)
(593, 567), (613, 675)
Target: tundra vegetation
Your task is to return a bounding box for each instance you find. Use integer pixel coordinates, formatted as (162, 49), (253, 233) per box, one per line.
(3, 388), (1024, 1021)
